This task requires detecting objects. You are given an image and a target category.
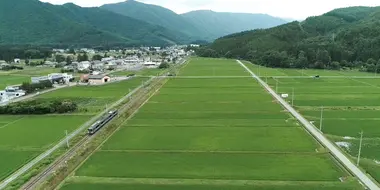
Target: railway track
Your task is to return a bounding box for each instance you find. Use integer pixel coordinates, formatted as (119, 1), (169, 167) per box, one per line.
(21, 76), (167, 190)
(22, 136), (91, 190)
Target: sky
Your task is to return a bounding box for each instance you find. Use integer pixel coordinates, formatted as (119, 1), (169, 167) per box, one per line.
(40, 0), (380, 20)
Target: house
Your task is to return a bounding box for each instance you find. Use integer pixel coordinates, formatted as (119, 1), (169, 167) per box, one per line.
(14, 58), (21, 64)
(78, 61), (91, 71)
(0, 63), (10, 69)
(88, 75), (111, 85)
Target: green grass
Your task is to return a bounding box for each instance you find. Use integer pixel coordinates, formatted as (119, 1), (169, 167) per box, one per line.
(62, 58), (356, 189)
(38, 78), (146, 112)
(101, 127), (318, 152)
(76, 152), (343, 181)
(0, 115), (92, 149)
(242, 61), (375, 77)
(179, 58), (249, 76)
(262, 75), (380, 183)
(0, 74), (30, 89)
(112, 68), (164, 77)
(61, 180), (362, 190)
(0, 150), (40, 181)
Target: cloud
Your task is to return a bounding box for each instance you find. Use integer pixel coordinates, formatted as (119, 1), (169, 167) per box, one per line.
(40, 0), (380, 19)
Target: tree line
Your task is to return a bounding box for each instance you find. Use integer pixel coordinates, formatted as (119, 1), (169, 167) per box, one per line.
(0, 46), (52, 62)
(0, 99), (77, 115)
(197, 7), (380, 73)
(20, 81), (53, 94)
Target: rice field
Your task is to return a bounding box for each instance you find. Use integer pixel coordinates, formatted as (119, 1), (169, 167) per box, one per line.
(0, 78), (146, 184)
(261, 64), (380, 184)
(0, 74), (30, 89)
(0, 115), (91, 181)
(37, 78), (147, 113)
(61, 58), (361, 189)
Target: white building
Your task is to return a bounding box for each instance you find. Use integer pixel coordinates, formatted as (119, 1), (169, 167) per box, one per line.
(78, 61), (91, 71)
(143, 61), (160, 68)
(0, 86), (26, 103)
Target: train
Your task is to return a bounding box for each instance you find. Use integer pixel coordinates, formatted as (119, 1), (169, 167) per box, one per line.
(88, 110), (118, 135)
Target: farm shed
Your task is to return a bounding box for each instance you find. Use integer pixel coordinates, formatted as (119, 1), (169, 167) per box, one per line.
(88, 75), (111, 85)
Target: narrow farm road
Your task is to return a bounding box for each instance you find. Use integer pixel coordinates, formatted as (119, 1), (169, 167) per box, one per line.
(0, 77), (154, 190)
(237, 60), (380, 190)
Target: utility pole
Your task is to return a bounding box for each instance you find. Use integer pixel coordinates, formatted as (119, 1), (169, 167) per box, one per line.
(319, 106), (324, 132)
(65, 130), (69, 148)
(292, 88), (295, 106)
(276, 80), (278, 93)
(357, 131), (364, 166)
(258, 65), (261, 77)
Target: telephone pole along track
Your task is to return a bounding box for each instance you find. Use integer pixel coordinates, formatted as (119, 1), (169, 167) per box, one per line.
(237, 60), (380, 190)
(21, 76), (165, 190)
(0, 77), (156, 190)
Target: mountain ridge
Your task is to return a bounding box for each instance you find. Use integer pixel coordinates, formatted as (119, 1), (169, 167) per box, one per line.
(198, 6), (380, 71)
(101, 0), (288, 41)
(0, 0), (186, 46)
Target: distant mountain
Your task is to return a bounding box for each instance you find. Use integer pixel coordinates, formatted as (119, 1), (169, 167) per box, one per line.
(0, 0), (186, 46)
(101, 1), (288, 41)
(181, 10), (288, 39)
(101, 0), (204, 41)
(199, 6), (380, 71)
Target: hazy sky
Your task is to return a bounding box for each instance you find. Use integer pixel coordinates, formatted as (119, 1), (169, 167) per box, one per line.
(40, 0), (380, 19)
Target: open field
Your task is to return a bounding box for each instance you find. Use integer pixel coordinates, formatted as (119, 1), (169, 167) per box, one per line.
(260, 66), (380, 184)
(0, 74), (30, 89)
(0, 66), (60, 77)
(0, 115), (91, 181)
(62, 58), (359, 189)
(38, 78), (147, 113)
(112, 68), (164, 77)
(0, 78), (147, 184)
(0, 66), (61, 89)
(61, 177), (361, 190)
(242, 61), (375, 77)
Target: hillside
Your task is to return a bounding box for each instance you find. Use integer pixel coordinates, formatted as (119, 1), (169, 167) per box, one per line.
(101, 1), (287, 41)
(0, 0), (186, 46)
(182, 10), (288, 39)
(200, 6), (380, 71)
(100, 0), (204, 41)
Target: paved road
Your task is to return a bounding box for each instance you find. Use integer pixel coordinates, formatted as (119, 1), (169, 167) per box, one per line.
(237, 60), (380, 190)
(0, 77), (154, 190)
(0, 83), (75, 106)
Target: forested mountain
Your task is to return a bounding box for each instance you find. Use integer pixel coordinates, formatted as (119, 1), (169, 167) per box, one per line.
(0, 0), (185, 46)
(199, 6), (380, 72)
(101, 1), (287, 41)
(182, 10), (288, 39)
(101, 0), (205, 41)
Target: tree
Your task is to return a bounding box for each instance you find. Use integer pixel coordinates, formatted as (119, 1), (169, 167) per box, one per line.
(159, 62), (170, 69)
(316, 49), (331, 65)
(92, 54), (103, 61)
(367, 58), (377, 65)
(25, 59), (30, 65)
(55, 54), (65, 63)
(295, 51), (308, 68)
(68, 48), (76, 55)
(77, 53), (89, 62)
(330, 61), (341, 70)
(66, 56), (73, 65)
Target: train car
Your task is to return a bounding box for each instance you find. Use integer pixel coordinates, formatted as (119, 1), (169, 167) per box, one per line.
(88, 110), (118, 135)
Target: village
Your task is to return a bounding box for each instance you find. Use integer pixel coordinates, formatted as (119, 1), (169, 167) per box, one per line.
(0, 45), (193, 104)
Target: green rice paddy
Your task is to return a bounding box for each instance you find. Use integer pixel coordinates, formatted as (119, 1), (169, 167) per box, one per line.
(62, 58), (361, 189)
